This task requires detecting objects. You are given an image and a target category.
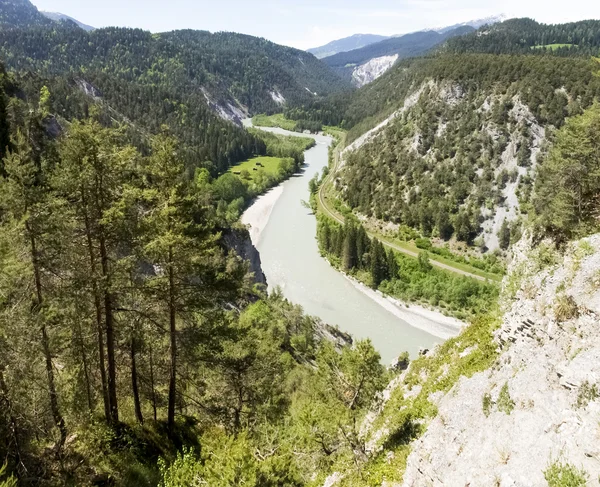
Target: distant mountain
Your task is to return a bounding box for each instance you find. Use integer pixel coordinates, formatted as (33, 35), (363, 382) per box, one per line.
(41, 11), (95, 31)
(435, 14), (507, 33)
(307, 34), (389, 59)
(323, 26), (475, 86)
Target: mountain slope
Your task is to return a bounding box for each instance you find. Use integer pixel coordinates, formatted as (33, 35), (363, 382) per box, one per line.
(0, 0), (52, 28)
(0, 0), (350, 114)
(0, 0), (350, 172)
(0, 24), (349, 115)
(308, 33), (389, 59)
(315, 229), (600, 486)
(403, 233), (600, 485)
(41, 11), (95, 31)
(323, 26), (475, 86)
(336, 53), (600, 253)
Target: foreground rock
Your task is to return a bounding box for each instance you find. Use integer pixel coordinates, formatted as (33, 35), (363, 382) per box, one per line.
(402, 235), (600, 486)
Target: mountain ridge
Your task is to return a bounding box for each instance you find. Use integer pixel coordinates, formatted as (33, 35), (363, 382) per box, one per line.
(307, 33), (389, 59)
(41, 11), (95, 31)
(323, 26), (475, 86)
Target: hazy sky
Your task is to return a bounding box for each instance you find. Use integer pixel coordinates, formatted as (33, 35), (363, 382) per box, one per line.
(30, 0), (600, 50)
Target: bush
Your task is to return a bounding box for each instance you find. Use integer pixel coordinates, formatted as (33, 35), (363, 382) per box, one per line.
(393, 351), (410, 372)
(415, 238), (432, 250)
(497, 382), (515, 415)
(0, 464), (16, 487)
(554, 295), (579, 322)
(482, 392), (493, 417)
(575, 381), (599, 409)
(544, 461), (588, 487)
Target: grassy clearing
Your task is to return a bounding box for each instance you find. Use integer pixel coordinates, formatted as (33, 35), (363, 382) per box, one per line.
(252, 113), (297, 131)
(229, 156), (283, 182)
(532, 43), (575, 50)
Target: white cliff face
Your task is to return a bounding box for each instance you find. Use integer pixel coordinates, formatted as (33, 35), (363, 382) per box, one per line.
(270, 89), (286, 105)
(352, 54), (399, 87)
(481, 97), (545, 252)
(200, 87), (248, 125)
(402, 235), (600, 487)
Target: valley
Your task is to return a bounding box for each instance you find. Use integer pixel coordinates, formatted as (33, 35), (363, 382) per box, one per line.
(0, 1), (599, 486)
(241, 121), (463, 363)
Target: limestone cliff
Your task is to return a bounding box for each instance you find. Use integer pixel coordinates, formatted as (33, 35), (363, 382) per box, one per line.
(402, 234), (600, 485)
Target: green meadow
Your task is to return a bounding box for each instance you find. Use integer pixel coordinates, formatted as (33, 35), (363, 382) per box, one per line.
(229, 156), (285, 182)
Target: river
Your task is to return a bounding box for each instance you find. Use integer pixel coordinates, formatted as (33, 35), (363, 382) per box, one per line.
(241, 121), (454, 363)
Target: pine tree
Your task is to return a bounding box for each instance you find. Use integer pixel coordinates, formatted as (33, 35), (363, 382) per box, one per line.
(370, 239), (388, 289)
(139, 132), (243, 434)
(355, 225), (370, 269)
(498, 220), (511, 250)
(342, 223), (358, 271)
(0, 128), (67, 447)
(386, 249), (399, 280)
(55, 119), (137, 424)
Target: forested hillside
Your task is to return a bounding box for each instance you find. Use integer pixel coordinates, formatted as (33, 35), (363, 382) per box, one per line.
(0, 20), (348, 114)
(0, 0), (52, 28)
(338, 54), (600, 252)
(0, 0), (350, 173)
(307, 19), (600, 258)
(446, 18), (600, 56)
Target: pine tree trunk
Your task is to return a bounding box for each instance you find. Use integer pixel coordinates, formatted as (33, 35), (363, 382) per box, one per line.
(99, 235), (118, 424)
(27, 224), (67, 449)
(82, 198), (110, 421)
(0, 367), (23, 473)
(131, 336), (143, 424)
(149, 342), (157, 422)
(77, 321), (93, 414)
(167, 247), (176, 434)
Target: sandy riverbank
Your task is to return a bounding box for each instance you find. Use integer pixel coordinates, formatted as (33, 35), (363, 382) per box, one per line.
(241, 186), (284, 246)
(343, 274), (465, 341)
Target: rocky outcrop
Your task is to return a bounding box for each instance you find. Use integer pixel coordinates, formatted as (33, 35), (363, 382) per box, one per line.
(76, 78), (102, 100)
(42, 114), (62, 138)
(402, 235), (600, 486)
(352, 54), (398, 87)
(222, 228), (267, 286)
(200, 87), (248, 126)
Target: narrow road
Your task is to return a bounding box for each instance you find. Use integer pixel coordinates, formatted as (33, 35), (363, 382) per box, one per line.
(317, 139), (491, 283)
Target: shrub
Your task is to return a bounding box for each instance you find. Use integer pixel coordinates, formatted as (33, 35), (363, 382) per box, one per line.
(575, 381), (599, 409)
(393, 351), (410, 371)
(482, 392), (493, 417)
(544, 461), (588, 487)
(554, 295), (579, 322)
(415, 238), (432, 250)
(0, 464), (17, 487)
(497, 382), (515, 415)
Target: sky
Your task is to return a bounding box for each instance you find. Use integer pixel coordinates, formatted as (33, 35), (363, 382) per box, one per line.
(30, 0), (600, 50)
